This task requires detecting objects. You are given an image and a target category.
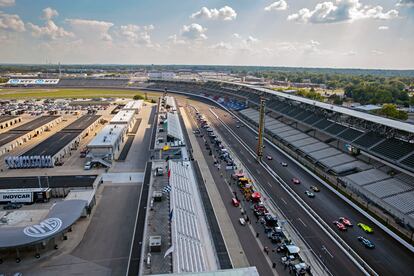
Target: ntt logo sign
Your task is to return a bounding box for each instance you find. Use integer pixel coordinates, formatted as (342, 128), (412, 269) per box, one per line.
(23, 218), (63, 238)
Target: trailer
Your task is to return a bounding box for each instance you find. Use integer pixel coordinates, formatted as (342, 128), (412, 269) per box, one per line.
(0, 188), (51, 204)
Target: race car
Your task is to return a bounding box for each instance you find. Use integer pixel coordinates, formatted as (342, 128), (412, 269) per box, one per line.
(281, 162), (288, 167)
(339, 217), (353, 227)
(357, 236), (375, 248)
(266, 155), (273, 160)
(333, 220), (347, 231)
(310, 185), (320, 192)
(305, 190), (315, 198)
(291, 178), (301, 184)
(358, 223), (374, 233)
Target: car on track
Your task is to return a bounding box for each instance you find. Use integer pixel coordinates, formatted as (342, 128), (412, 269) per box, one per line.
(281, 162), (288, 167)
(310, 185), (320, 192)
(291, 178), (301, 184)
(339, 217), (353, 227)
(239, 217), (246, 226)
(305, 191), (315, 198)
(236, 125), (240, 128)
(358, 223), (373, 233)
(266, 155), (273, 160)
(333, 220), (347, 231)
(255, 136), (258, 140)
(357, 236), (375, 248)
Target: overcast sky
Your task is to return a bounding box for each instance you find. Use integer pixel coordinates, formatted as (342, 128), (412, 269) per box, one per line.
(0, 0), (413, 69)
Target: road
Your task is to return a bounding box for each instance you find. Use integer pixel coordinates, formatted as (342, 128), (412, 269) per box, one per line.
(176, 95), (414, 276)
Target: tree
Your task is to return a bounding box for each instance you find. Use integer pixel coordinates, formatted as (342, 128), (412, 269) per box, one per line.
(133, 94), (144, 100)
(377, 104), (408, 120)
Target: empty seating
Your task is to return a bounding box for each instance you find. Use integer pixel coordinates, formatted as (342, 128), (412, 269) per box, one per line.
(338, 128), (364, 141)
(314, 119), (333, 130)
(325, 123), (347, 135)
(353, 132), (384, 148)
(401, 153), (414, 169)
(371, 138), (414, 160)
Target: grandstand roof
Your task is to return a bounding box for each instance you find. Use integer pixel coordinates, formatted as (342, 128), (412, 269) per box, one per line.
(167, 112), (185, 143)
(252, 85), (414, 134)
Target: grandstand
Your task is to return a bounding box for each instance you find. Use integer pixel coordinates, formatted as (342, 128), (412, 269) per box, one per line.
(145, 79), (414, 228)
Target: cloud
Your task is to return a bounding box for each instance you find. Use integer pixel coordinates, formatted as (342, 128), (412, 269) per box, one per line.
(167, 34), (186, 45)
(66, 19), (114, 41)
(0, 0), (14, 7)
(42, 7), (59, 20)
(342, 50), (357, 56)
(246, 35), (259, 43)
(210, 42), (233, 50)
(118, 24), (155, 46)
(371, 49), (384, 55)
(28, 8), (73, 40)
(288, 0), (398, 24)
(264, 1), (288, 11)
(232, 33), (241, 39)
(181, 23), (207, 40)
(0, 11), (25, 32)
(378, 25), (389, 30)
(396, 0), (414, 7)
(191, 6), (237, 21)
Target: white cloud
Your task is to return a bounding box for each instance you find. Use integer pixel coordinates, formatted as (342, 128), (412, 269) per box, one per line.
(118, 24), (154, 46)
(210, 42), (233, 50)
(264, 1), (288, 11)
(181, 23), (207, 40)
(288, 0), (398, 24)
(246, 35), (259, 43)
(28, 8), (72, 40)
(371, 49), (384, 55)
(232, 33), (241, 39)
(0, 0), (14, 7)
(0, 11), (25, 32)
(191, 6), (237, 21)
(342, 50), (357, 56)
(66, 19), (114, 41)
(42, 7), (58, 20)
(168, 34), (186, 45)
(378, 25), (389, 30)
(396, 0), (414, 7)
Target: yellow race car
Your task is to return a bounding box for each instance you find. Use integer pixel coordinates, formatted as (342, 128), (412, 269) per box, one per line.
(357, 223), (373, 233)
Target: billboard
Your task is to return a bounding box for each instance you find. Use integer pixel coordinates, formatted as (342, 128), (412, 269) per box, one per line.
(0, 191), (33, 203)
(7, 79), (60, 85)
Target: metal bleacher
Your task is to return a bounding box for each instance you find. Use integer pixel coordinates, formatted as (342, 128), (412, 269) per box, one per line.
(371, 138), (414, 161)
(353, 132), (385, 149)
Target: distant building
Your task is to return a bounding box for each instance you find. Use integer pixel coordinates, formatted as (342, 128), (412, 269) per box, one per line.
(148, 71), (176, 80)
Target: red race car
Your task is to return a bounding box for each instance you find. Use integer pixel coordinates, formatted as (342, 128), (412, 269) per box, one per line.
(339, 217), (353, 227)
(333, 221), (347, 231)
(291, 178), (301, 184)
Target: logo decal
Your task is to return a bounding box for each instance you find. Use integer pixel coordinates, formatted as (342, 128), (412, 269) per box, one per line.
(23, 218), (63, 238)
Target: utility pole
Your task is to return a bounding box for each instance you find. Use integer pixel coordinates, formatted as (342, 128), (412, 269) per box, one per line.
(257, 96), (266, 161)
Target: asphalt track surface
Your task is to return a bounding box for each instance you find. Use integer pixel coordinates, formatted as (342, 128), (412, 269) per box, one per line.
(179, 96), (414, 276)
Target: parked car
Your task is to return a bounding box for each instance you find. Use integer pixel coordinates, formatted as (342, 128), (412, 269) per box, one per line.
(3, 203), (22, 210)
(239, 217), (246, 226)
(358, 223), (374, 233)
(357, 236), (375, 248)
(84, 161), (92, 170)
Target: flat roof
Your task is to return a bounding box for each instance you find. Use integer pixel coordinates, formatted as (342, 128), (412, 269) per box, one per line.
(10, 116), (60, 132)
(0, 116), (18, 124)
(88, 124), (125, 148)
(22, 132), (79, 157)
(65, 189), (95, 205)
(0, 132), (21, 147)
(123, 100), (143, 110)
(110, 110), (135, 124)
(0, 175), (96, 189)
(62, 115), (100, 132)
(167, 112), (184, 142)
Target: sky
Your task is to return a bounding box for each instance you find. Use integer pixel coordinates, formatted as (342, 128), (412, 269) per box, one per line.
(0, 0), (413, 69)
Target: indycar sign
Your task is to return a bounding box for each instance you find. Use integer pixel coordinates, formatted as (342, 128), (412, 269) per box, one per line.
(0, 192), (33, 203)
(7, 79), (60, 85)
